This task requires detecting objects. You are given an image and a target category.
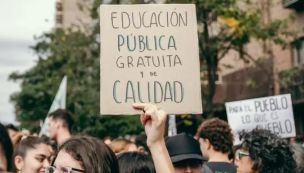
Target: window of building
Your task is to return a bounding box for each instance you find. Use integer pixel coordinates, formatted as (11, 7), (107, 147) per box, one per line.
(292, 37), (304, 66)
(200, 71), (222, 84)
(56, 14), (63, 25)
(56, 2), (63, 12)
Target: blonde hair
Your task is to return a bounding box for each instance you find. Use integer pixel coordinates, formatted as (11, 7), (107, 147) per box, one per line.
(110, 138), (136, 154)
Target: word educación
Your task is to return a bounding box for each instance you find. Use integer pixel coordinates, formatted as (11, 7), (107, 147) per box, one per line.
(110, 11), (188, 29)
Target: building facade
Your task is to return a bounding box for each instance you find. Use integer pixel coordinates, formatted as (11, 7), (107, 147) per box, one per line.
(54, 0), (304, 135)
(213, 0), (304, 135)
(55, 0), (93, 32)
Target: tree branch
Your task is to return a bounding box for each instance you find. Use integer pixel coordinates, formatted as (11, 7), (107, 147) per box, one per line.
(218, 43), (232, 60)
(232, 46), (272, 76)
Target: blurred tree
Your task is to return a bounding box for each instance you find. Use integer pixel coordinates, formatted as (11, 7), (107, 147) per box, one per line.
(9, 27), (143, 137)
(165, 0), (295, 113)
(10, 0), (297, 136)
(90, 0), (289, 133)
(94, 0), (296, 114)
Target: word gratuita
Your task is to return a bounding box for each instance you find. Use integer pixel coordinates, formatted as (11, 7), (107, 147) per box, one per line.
(113, 80), (184, 103)
(118, 35), (176, 52)
(116, 55), (182, 68)
(111, 11), (188, 29)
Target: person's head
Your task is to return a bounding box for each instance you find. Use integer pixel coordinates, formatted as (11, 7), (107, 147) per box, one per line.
(232, 144), (242, 163)
(110, 138), (137, 154)
(103, 136), (112, 146)
(47, 136), (119, 173)
(47, 109), (73, 140)
(5, 124), (19, 141)
(235, 128), (297, 173)
(117, 152), (155, 173)
(13, 136), (53, 173)
(0, 122), (13, 172)
(135, 134), (149, 153)
(196, 118), (233, 160)
(166, 133), (203, 173)
(291, 143), (304, 173)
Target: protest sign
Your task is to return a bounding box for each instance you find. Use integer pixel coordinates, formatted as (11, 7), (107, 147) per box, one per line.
(100, 4), (202, 114)
(225, 94), (296, 143)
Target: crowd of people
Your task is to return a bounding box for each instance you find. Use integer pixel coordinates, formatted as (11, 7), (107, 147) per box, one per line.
(0, 103), (303, 173)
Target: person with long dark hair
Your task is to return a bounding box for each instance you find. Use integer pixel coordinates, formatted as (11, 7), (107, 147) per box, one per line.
(0, 122), (13, 172)
(46, 136), (119, 173)
(117, 152), (155, 173)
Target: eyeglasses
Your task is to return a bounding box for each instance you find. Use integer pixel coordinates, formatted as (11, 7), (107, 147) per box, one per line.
(45, 166), (85, 173)
(235, 149), (250, 160)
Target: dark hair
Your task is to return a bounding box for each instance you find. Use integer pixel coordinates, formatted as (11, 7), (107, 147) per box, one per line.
(0, 122), (13, 171)
(135, 134), (150, 153)
(48, 109), (73, 131)
(196, 118), (233, 154)
(117, 152), (155, 173)
(5, 124), (18, 132)
(240, 128), (297, 173)
(291, 143), (304, 173)
(58, 136), (119, 173)
(13, 136), (49, 158)
(40, 135), (58, 152)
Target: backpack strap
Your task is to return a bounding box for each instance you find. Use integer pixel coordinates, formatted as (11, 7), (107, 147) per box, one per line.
(202, 163), (214, 173)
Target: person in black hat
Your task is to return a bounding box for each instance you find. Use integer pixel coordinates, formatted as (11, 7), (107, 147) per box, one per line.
(166, 133), (203, 173)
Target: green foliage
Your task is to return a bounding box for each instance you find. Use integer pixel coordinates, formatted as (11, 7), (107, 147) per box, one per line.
(9, 28), (143, 137)
(279, 65), (304, 101)
(10, 0), (297, 135)
(166, 0), (295, 113)
(280, 65), (304, 88)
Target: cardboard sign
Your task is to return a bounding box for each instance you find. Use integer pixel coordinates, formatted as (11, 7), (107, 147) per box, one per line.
(225, 94), (296, 143)
(100, 4), (202, 115)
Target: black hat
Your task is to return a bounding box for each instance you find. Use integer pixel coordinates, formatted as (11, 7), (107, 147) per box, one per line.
(165, 133), (203, 163)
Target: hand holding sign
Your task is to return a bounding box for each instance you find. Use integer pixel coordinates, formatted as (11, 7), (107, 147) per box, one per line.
(133, 103), (167, 147)
(133, 103), (175, 173)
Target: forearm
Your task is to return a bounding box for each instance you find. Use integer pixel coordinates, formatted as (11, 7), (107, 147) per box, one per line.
(149, 140), (174, 173)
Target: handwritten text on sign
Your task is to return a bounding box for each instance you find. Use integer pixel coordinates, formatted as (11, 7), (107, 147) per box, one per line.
(225, 94), (296, 140)
(100, 4), (202, 114)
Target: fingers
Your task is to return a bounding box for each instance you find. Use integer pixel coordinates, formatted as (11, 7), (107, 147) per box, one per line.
(134, 103), (163, 126)
(132, 103), (148, 111)
(144, 104), (158, 116)
(157, 109), (167, 120)
(134, 103), (147, 125)
(133, 103), (159, 116)
(140, 114), (152, 125)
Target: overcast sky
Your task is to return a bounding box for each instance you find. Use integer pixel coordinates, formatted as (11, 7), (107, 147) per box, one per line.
(0, 0), (55, 124)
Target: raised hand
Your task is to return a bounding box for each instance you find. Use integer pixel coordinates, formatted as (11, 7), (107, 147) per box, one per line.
(132, 103), (174, 173)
